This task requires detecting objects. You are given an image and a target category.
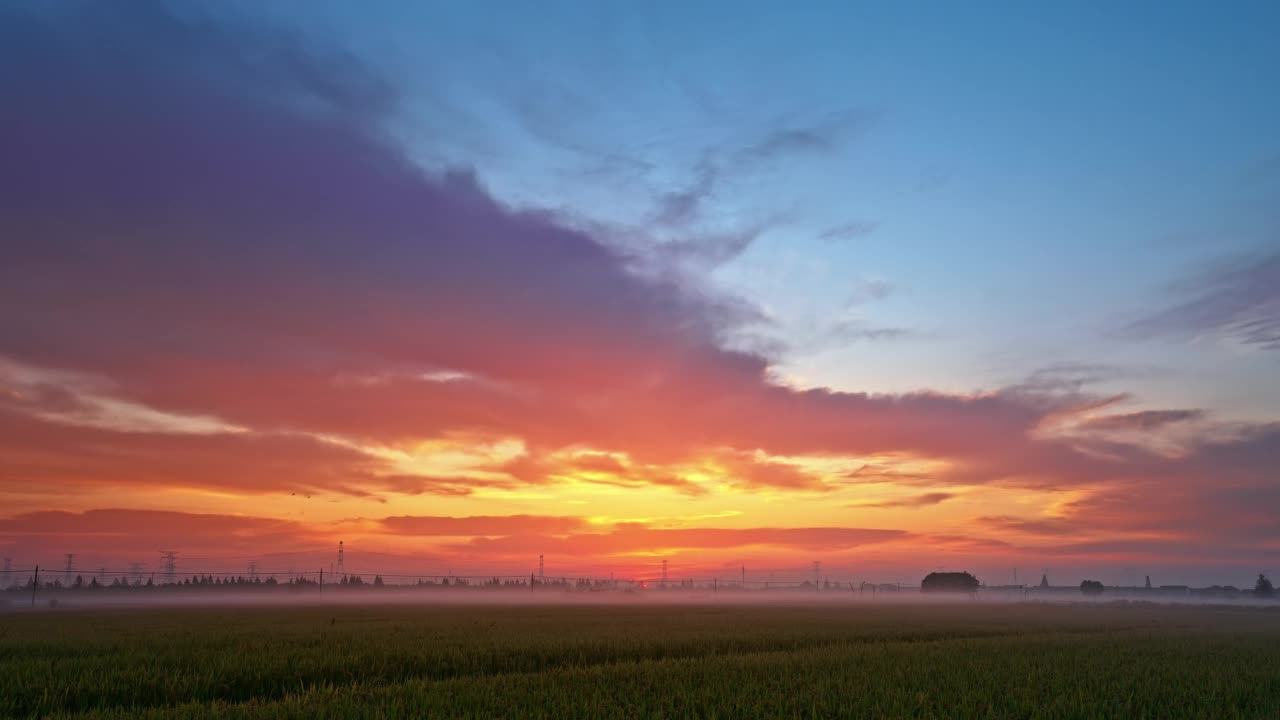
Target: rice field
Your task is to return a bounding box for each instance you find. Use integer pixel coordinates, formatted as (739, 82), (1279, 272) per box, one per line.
(3, 601), (1279, 718)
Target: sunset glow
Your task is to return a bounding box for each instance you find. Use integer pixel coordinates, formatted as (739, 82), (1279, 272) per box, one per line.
(2, 1), (1277, 587)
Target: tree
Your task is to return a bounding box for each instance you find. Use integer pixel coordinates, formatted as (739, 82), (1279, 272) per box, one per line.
(1080, 580), (1104, 596)
(373, 575), (384, 587)
(1256, 574), (1275, 598)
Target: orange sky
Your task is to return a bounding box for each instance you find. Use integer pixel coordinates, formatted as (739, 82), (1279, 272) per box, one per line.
(1, 3), (1277, 588)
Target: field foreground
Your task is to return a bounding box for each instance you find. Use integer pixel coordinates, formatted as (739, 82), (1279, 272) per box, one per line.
(3, 602), (1279, 718)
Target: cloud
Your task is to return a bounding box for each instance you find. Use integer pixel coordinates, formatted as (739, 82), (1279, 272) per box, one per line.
(0, 407), (390, 497)
(845, 277), (894, 306)
(1126, 254), (1280, 351)
(825, 321), (912, 343)
(379, 515), (588, 536)
(975, 515), (1080, 536)
(1076, 410), (1205, 432)
(736, 111), (874, 164)
(0, 2), (1277, 576)
(455, 525), (908, 557)
(850, 492), (956, 509)
(0, 509), (319, 561)
(818, 221), (880, 242)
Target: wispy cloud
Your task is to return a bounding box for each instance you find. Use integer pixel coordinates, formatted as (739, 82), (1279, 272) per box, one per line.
(818, 221), (880, 242)
(849, 492), (955, 509)
(1126, 254), (1280, 351)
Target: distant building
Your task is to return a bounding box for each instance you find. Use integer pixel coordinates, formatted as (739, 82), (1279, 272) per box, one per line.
(921, 572), (979, 593)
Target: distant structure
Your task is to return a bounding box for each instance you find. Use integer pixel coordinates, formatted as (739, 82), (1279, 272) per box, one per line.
(337, 541), (345, 577)
(538, 554), (544, 578)
(1039, 573), (1050, 588)
(921, 571), (979, 593)
(128, 562), (144, 586)
(1080, 580), (1104, 595)
(813, 561), (821, 589)
(64, 553), (75, 586)
(159, 550), (177, 584)
(1145, 575), (1152, 589)
(661, 559), (669, 588)
(2, 558), (10, 588)
(247, 561), (258, 581)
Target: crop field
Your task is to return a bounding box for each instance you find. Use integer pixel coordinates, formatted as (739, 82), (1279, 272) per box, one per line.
(3, 601), (1279, 719)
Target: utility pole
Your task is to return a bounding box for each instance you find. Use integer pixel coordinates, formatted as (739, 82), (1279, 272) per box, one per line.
(337, 541), (344, 578)
(31, 565), (39, 607)
(538, 554), (544, 579)
(159, 550), (177, 585)
(741, 565), (746, 589)
(813, 561), (821, 591)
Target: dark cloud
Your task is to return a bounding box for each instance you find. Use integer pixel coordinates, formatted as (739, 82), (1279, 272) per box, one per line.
(850, 492), (955, 509)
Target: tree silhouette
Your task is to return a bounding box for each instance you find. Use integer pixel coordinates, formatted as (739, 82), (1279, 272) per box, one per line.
(1080, 580), (1104, 596)
(1257, 574), (1275, 598)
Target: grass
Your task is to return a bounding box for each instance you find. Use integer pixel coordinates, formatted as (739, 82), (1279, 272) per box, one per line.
(2, 601), (1279, 718)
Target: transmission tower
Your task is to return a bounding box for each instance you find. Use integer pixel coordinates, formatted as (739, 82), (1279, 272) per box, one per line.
(337, 541), (345, 576)
(64, 553), (75, 585)
(813, 561), (822, 590)
(159, 550), (177, 584)
(247, 561), (257, 581)
(538, 554), (544, 578)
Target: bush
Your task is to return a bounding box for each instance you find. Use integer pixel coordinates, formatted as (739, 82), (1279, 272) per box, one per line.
(1080, 580), (1104, 596)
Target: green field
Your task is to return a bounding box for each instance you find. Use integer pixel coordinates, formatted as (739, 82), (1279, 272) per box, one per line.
(3, 601), (1279, 719)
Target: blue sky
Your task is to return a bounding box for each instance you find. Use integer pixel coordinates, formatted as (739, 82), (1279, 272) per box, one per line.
(224, 0), (1280, 417)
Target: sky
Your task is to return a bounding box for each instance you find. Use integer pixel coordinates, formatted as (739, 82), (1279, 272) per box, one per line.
(1, 1), (1277, 586)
